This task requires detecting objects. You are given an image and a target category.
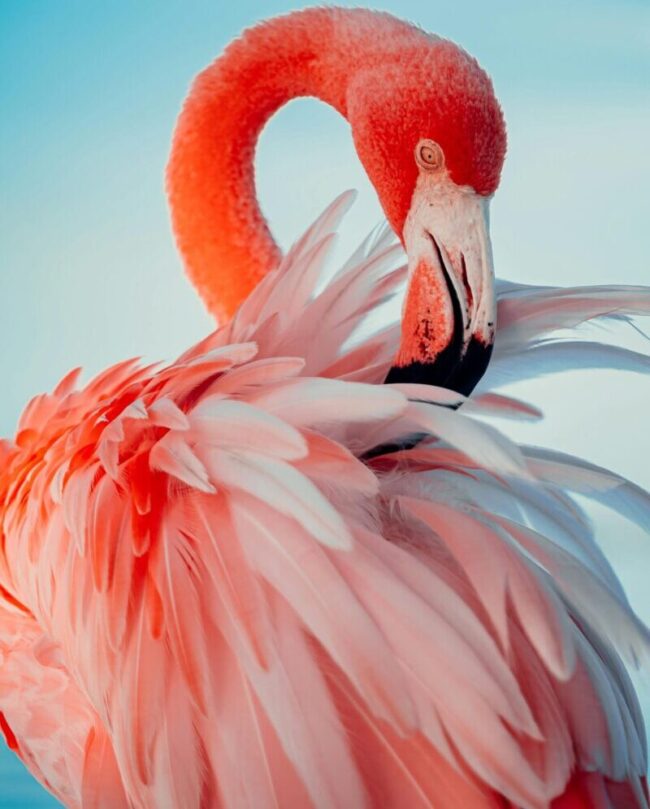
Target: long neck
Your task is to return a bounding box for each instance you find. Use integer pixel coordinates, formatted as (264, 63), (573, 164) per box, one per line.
(166, 8), (415, 323)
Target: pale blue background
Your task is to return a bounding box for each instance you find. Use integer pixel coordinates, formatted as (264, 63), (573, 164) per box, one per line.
(1, 1), (649, 806)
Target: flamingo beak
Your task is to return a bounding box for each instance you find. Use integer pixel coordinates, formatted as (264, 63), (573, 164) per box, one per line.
(386, 181), (496, 395)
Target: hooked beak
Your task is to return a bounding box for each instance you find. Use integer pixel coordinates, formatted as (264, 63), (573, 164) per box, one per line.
(386, 178), (496, 396)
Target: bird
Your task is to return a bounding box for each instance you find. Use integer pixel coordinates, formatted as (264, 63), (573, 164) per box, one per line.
(0, 6), (649, 808)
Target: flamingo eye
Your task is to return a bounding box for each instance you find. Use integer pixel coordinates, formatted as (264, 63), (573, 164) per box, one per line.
(415, 139), (444, 171)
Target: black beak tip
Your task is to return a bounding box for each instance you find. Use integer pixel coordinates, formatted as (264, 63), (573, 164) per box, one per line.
(385, 336), (493, 397)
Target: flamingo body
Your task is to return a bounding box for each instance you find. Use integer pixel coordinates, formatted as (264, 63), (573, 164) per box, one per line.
(1, 7), (650, 809)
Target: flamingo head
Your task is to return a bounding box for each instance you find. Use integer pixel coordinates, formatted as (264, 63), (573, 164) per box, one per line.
(348, 37), (506, 394)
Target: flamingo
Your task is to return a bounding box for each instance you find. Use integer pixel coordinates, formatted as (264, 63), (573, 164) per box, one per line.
(0, 6), (649, 808)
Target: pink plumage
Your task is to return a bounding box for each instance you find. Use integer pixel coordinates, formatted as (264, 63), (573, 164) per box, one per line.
(1, 7), (649, 809)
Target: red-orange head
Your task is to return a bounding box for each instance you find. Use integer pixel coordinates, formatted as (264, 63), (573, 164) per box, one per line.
(348, 37), (506, 235)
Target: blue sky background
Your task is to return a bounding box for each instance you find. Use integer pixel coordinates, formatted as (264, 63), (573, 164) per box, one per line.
(1, 1), (649, 805)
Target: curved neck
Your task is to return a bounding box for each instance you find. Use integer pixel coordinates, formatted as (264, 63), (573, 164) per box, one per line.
(166, 8), (415, 323)
(167, 9), (344, 323)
